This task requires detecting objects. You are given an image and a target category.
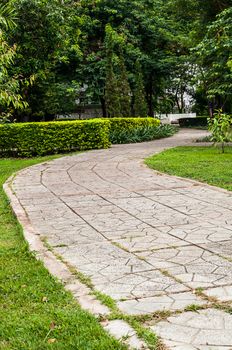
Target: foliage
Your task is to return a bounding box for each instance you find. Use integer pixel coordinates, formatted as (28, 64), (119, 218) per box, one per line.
(146, 145), (232, 191)
(0, 119), (110, 157)
(9, 0), (81, 119)
(194, 7), (232, 112)
(104, 25), (122, 118)
(179, 116), (208, 128)
(133, 61), (148, 117)
(110, 124), (177, 144)
(104, 25), (132, 118)
(108, 117), (160, 133)
(0, 2), (27, 121)
(1, 0), (232, 119)
(76, 0), (186, 117)
(0, 117), (177, 156)
(117, 52), (132, 117)
(0, 2), (16, 30)
(208, 110), (232, 152)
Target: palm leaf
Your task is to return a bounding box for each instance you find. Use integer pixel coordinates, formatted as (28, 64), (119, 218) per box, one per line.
(0, 3), (16, 30)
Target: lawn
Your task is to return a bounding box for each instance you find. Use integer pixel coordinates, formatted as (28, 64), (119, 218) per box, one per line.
(146, 146), (232, 191)
(0, 157), (126, 350)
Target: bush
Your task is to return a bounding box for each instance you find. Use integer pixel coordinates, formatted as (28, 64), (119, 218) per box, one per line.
(208, 110), (232, 152)
(0, 119), (110, 157)
(110, 124), (177, 144)
(108, 117), (160, 133)
(0, 117), (169, 157)
(179, 117), (208, 128)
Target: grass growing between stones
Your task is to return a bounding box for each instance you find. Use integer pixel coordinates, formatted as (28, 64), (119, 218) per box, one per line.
(146, 146), (232, 192)
(46, 240), (160, 349)
(0, 157), (127, 350)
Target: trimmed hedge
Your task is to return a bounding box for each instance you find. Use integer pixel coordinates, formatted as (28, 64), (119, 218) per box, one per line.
(0, 117), (161, 157)
(179, 117), (208, 128)
(108, 117), (160, 132)
(0, 119), (110, 157)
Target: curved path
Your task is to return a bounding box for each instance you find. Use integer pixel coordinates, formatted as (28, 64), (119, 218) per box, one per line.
(6, 129), (232, 349)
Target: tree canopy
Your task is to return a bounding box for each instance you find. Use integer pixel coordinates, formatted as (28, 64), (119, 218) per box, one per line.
(0, 0), (231, 120)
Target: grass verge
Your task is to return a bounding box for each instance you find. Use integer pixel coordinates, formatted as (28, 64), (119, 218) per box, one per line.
(0, 156), (126, 350)
(145, 146), (232, 191)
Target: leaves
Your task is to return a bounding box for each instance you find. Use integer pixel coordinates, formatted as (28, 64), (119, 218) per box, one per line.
(194, 7), (232, 104)
(0, 3), (16, 30)
(208, 109), (232, 152)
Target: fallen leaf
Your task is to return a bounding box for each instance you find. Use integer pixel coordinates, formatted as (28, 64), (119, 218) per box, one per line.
(50, 321), (56, 330)
(48, 338), (56, 344)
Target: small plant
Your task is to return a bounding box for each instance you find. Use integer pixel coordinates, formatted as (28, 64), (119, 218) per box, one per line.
(0, 112), (11, 124)
(208, 109), (232, 153)
(110, 124), (177, 144)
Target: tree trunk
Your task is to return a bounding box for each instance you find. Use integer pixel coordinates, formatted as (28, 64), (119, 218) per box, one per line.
(146, 76), (154, 117)
(208, 100), (214, 118)
(100, 96), (107, 118)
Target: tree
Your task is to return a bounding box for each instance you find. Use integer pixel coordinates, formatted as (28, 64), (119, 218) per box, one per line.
(195, 7), (232, 115)
(9, 0), (81, 120)
(133, 61), (148, 117)
(0, 3), (27, 122)
(0, 2), (16, 30)
(104, 25), (122, 118)
(2, 0), (230, 120)
(75, 0), (183, 117)
(117, 52), (131, 117)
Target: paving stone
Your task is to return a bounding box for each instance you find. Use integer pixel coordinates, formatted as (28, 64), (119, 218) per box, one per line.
(10, 129), (232, 348)
(167, 223), (232, 245)
(152, 309), (232, 349)
(54, 243), (187, 300)
(117, 292), (206, 315)
(200, 241), (232, 260)
(102, 320), (147, 349)
(65, 281), (90, 297)
(76, 294), (110, 316)
(204, 286), (232, 302)
(141, 245), (232, 289)
(109, 196), (198, 227)
(113, 232), (188, 253)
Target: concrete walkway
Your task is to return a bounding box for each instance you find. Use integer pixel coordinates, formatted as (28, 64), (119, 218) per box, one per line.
(6, 129), (232, 349)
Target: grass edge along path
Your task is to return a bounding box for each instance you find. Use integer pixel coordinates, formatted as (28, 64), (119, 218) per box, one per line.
(0, 155), (128, 350)
(145, 146), (232, 192)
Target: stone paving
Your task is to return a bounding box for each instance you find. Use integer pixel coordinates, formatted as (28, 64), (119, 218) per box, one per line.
(7, 129), (232, 349)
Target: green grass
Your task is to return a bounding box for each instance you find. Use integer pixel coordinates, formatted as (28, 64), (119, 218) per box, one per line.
(0, 156), (126, 350)
(146, 146), (232, 191)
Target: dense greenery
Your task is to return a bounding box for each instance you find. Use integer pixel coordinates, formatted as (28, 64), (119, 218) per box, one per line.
(108, 117), (161, 143)
(110, 125), (177, 144)
(0, 156), (127, 350)
(0, 0), (231, 120)
(0, 120), (110, 156)
(146, 146), (232, 191)
(208, 110), (232, 152)
(179, 116), (208, 128)
(0, 117), (164, 156)
(108, 117), (160, 132)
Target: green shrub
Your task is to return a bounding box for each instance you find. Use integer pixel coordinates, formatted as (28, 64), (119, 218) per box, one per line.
(0, 119), (110, 157)
(110, 124), (177, 144)
(0, 117), (167, 157)
(179, 117), (208, 128)
(108, 117), (160, 133)
(208, 110), (232, 152)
